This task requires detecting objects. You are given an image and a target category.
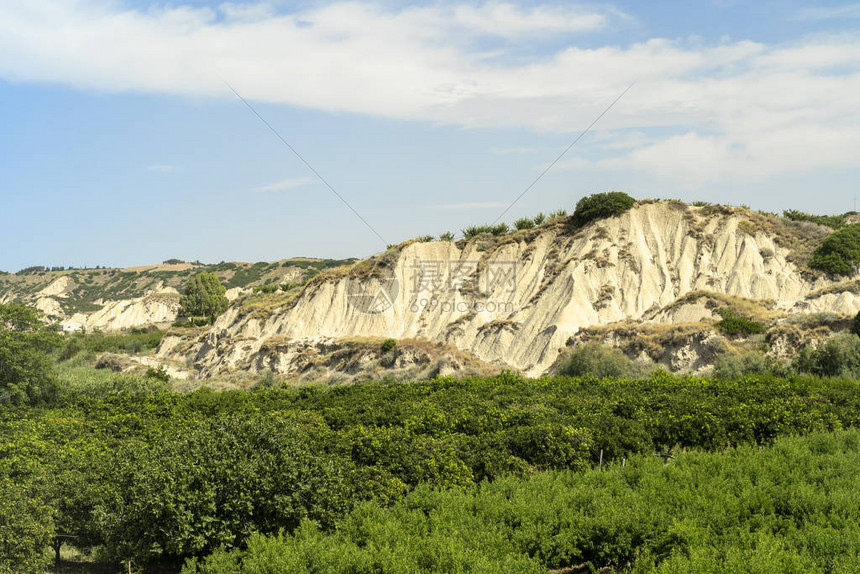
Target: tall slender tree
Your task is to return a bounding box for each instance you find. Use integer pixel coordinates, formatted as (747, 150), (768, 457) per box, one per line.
(179, 272), (228, 324)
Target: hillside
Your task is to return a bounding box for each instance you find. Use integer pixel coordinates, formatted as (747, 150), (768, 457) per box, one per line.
(0, 257), (354, 331)
(154, 200), (860, 378)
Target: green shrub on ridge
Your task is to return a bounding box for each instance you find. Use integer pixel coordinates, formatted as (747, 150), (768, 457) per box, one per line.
(571, 192), (636, 228)
(714, 308), (766, 336)
(809, 223), (860, 276)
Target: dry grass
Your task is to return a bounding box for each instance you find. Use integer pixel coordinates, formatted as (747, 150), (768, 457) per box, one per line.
(143, 292), (181, 305)
(237, 289), (304, 319)
(122, 263), (199, 273)
(806, 279), (860, 299)
(575, 321), (735, 362)
(255, 335), (498, 383)
(593, 284), (616, 310)
(736, 210), (831, 272)
(668, 290), (783, 323)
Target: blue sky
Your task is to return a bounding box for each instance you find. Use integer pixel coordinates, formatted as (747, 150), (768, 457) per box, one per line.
(2, 1), (860, 271)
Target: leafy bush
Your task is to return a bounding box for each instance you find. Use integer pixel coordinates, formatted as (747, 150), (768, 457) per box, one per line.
(438, 232), (455, 242)
(809, 223), (860, 276)
(489, 223), (509, 236)
(462, 225), (491, 239)
(549, 209), (567, 219)
(416, 235), (434, 243)
(713, 351), (786, 379)
(570, 192), (635, 228)
(556, 342), (636, 378)
(853, 311), (860, 337)
(380, 338), (397, 354)
(145, 364), (171, 383)
(252, 284), (279, 294)
(514, 217), (535, 230)
(793, 333), (860, 377)
(532, 212), (546, 225)
(783, 209), (846, 230)
(251, 369), (279, 390)
(714, 308), (766, 336)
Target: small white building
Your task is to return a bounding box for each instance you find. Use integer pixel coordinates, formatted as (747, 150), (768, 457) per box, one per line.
(60, 320), (85, 333)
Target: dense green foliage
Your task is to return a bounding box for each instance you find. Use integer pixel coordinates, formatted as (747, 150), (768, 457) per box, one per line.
(712, 351), (786, 379)
(186, 429), (860, 573)
(380, 338), (397, 353)
(60, 328), (164, 360)
(180, 272), (229, 323)
(97, 416), (354, 562)
(809, 223), (860, 276)
(462, 223), (510, 239)
(0, 477), (53, 573)
(0, 303), (61, 405)
(714, 307), (766, 336)
(793, 332), (860, 378)
(571, 191), (636, 228)
(6, 371), (860, 567)
(783, 209), (848, 230)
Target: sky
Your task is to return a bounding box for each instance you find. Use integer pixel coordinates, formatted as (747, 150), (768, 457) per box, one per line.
(1, 1), (860, 271)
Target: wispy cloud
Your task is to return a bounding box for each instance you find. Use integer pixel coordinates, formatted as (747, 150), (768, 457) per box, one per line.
(431, 201), (511, 209)
(147, 164), (181, 173)
(794, 4), (860, 20)
(251, 177), (317, 192)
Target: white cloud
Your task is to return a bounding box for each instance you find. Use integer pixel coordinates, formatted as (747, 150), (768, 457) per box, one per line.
(251, 177), (317, 192)
(147, 164), (182, 172)
(431, 201), (511, 209)
(1, 2), (860, 185)
(449, 3), (609, 37)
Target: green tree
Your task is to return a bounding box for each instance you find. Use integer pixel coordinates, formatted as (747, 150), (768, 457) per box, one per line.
(180, 272), (228, 324)
(96, 416), (355, 563)
(0, 304), (61, 405)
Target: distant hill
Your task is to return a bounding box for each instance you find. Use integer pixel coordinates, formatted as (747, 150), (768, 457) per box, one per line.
(0, 258), (356, 331)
